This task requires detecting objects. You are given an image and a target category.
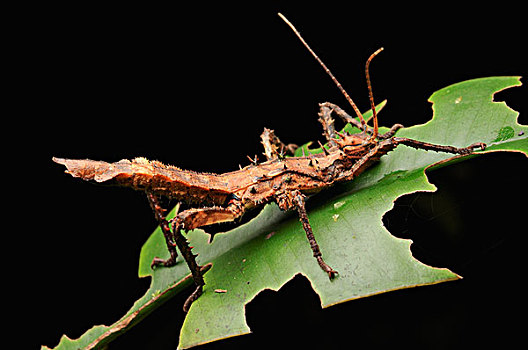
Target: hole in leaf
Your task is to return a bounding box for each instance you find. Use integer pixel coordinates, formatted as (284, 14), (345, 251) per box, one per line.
(383, 152), (526, 275)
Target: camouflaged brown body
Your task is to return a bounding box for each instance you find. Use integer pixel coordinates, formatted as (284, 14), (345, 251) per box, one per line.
(52, 138), (392, 213)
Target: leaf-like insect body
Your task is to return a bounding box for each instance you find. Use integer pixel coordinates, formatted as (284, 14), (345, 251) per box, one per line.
(52, 157), (232, 206)
(53, 135), (393, 212)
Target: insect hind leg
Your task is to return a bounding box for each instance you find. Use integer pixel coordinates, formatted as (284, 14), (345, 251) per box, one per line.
(170, 201), (245, 312)
(168, 216), (205, 312)
(146, 192), (179, 268)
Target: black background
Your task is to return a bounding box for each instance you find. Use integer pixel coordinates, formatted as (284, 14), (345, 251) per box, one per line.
(9, 2), (526, 349)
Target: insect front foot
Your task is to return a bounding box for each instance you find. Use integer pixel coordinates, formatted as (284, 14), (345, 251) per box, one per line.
(459, 142), (487, 154)
(472, 142), (487, 151)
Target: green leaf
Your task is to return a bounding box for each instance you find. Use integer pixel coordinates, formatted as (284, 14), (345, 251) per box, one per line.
(43, 76), (526, 350)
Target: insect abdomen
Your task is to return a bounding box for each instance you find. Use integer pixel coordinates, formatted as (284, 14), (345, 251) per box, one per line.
(53, 157), (231, 205)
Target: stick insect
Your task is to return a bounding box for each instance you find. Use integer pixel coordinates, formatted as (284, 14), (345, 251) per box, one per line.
(53, 14), (485, 312)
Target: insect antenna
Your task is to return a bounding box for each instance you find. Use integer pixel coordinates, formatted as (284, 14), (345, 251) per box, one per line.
(278, 13), (367, 132)
(365, 47), (383, 139)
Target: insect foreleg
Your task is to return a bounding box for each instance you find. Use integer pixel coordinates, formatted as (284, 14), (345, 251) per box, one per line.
(378, 123), (404, 139)
(393, 137), (486, 155)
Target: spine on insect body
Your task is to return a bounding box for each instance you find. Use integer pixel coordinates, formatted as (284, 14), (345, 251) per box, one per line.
(52, 157), (232, 205)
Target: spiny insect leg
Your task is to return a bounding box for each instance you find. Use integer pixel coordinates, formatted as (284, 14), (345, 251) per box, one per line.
(260, 127), (298, 161)
(320, 102), (401, 140)
(393, 137), (487, 155)
(318, 104), (338, 146)
(291, 191), (337, 279)
(146, 192), (179, 268)
(320, 102), (371, 133)
(170, 217), (205, 312)
(170, 201), (245, 311)
(260, 128), (276, 160)
(178, 202), (245, 234)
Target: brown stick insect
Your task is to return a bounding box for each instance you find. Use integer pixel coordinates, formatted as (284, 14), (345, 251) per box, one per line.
(53, 13), (486, 312)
